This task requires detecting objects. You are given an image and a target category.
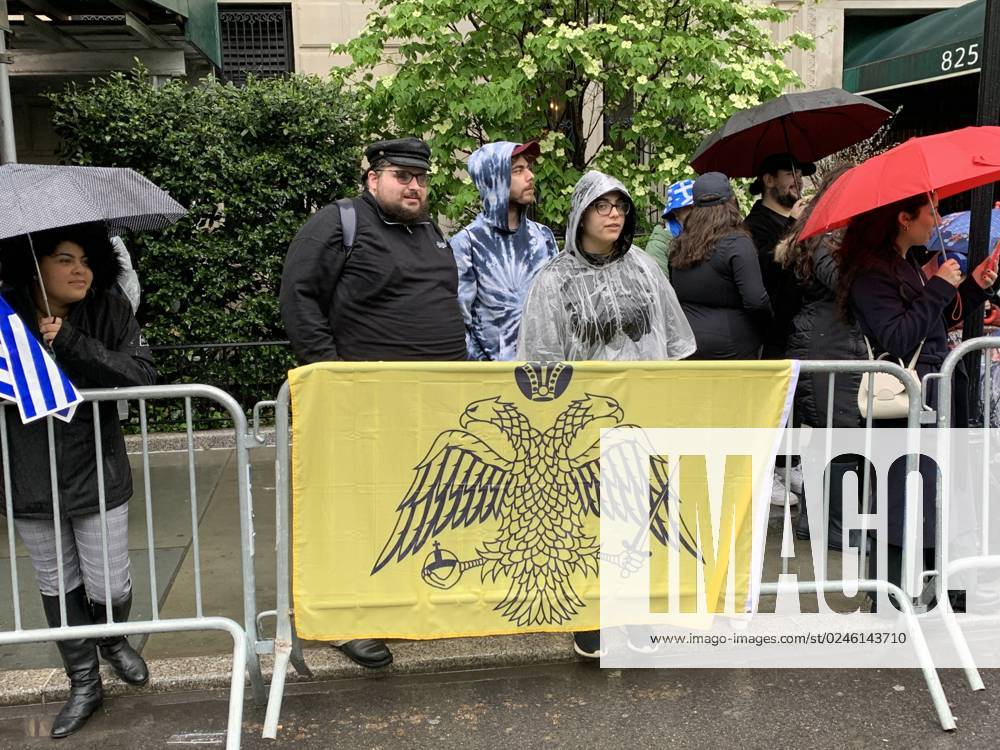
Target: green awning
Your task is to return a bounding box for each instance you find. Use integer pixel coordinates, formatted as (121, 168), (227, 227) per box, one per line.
(151, 0), (221, 69)
(843, 0), (984, 95)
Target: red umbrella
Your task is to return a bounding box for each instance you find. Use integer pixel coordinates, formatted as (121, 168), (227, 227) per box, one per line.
(799, 126), (1000, 240)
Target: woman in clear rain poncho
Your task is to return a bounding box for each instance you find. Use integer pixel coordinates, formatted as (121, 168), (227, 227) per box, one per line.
(516, 171), (696, 362)
(517, 170), (695, 659)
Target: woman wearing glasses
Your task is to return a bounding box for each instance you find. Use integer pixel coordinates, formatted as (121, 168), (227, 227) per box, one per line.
(517, 170), (695, 659)
(669, 172), (772, 360)
(517, 170), (695, 363)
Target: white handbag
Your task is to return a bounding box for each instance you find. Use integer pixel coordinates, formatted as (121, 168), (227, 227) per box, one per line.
(857, 336), (924, 420)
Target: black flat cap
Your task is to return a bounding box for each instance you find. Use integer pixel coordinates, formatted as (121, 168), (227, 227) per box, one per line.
(364, 137), (431, 171)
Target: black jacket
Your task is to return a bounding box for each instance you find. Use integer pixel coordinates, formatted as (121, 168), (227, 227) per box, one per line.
(671, 232), (772, 359)
(745, 200), (799, 358)
(279, 193), (467, 363)
(786, 239), (866, 427)
(0, 286), (156, 519)
(850, 250), (987, 547)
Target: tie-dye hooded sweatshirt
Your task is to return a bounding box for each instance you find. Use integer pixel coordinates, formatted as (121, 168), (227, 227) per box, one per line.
(451, 142), (559, 360)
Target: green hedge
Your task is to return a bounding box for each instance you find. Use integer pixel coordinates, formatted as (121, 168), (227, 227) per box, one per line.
(48, 71), (363, 428)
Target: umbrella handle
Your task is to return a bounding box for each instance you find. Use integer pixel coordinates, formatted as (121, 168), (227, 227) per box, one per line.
(25, 234), (56, 353)
(930, 194), (948, 259)
(25, 233), (52, 319)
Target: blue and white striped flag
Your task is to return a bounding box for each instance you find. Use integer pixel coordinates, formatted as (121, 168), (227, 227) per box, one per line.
(0, 294), (82, 424)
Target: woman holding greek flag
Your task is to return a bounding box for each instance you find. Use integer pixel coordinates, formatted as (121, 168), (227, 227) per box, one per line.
(0, 223), (155, 738)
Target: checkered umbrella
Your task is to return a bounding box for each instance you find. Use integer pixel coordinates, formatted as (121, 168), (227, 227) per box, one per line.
(0, 163), (187, 240)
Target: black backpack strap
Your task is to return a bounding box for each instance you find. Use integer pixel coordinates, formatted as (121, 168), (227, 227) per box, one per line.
(336, 198), (357, 256)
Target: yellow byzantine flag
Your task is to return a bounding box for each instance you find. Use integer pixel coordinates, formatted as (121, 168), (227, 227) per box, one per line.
(291, 361), (796, 641)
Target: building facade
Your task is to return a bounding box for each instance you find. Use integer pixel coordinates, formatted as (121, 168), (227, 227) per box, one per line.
(217, 0), (977, 85)
(2, 1), (986, 162)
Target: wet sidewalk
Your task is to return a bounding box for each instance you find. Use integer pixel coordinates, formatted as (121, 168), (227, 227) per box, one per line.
(0, 441), (278, 671)
(0, 439), (856, 706)
(3, 663), (997, 750)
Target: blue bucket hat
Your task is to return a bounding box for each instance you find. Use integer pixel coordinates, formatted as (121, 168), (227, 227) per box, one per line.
(663, 179), (694, 237)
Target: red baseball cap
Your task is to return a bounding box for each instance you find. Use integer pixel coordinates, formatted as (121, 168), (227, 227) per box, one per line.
(511, 141), (540, 160)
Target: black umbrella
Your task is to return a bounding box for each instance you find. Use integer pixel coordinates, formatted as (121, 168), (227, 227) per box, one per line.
(689, 88), (892, 177)
(0, 164), (187, 316)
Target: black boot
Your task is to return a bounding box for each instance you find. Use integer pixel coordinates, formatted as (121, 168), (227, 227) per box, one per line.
(41, 587), (103, 739)
(90, 594), (149, 686)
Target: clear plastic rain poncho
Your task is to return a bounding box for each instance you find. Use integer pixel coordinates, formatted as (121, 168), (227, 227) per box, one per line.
(516, 171), (696, 361)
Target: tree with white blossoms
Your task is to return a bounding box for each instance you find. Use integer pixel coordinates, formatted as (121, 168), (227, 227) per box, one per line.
(333, 0), (813, 229)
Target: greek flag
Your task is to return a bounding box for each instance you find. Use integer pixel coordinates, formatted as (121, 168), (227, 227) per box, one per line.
(0, 295), (81, 424)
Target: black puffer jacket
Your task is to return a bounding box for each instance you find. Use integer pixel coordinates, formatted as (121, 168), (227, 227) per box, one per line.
(0, 286), (155, 519)
(785, 238), (866, 427)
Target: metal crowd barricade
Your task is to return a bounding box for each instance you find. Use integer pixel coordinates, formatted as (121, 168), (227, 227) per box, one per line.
(258, 361), (955, 736)
(259, 381), (309, 739)
(764, 360), (953, 731)
(0, 384), (267, 750)
(255, 368), (955, 739)
(931, 336), (1000, 696)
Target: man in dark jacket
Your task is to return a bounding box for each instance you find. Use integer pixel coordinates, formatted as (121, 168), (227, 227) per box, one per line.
(280, 137), (466, 364)
(279, 137), (467, 668)
(744, 153), (813, 507)
(744, 152), (813, 359)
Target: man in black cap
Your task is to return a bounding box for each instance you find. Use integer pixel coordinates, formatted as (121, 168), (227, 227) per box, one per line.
(279, 136), (466, 667)
(744, 152), (814, 359)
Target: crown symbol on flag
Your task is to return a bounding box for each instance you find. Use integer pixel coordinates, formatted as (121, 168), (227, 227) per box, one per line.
(515, 362), (573, 402)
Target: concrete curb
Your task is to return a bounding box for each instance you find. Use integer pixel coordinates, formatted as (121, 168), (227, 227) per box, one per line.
(124, 428), (276, 453)
(0, 633), (577, 707)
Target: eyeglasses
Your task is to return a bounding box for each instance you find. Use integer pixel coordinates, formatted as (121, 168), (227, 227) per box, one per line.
(377, 169), (429, 187)
(592, 199), (630, 216)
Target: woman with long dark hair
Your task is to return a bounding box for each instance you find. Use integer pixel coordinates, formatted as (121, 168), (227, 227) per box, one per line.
(835, 192), (998, 604)
(776, 163), (864, 547)
(669, 172), (772, 360)
(0, 223), (155, 737)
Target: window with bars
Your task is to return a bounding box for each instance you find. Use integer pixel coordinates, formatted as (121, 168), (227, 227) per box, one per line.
(218, 5), (294, 86)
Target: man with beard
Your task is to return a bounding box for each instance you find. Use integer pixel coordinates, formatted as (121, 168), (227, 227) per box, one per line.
(281, 137), (466, 364)
(744, 152), (813, 508)
(279, 137), (466, 667)
(451, 141), (558, 361)
(744, 152), (813, 359)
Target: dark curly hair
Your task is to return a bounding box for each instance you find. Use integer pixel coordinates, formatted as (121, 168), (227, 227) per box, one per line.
(0, 222), (123, 295)
(668, 198), (749, 270)
(833, 193), (931, 321)
(775, 162), (854, 284)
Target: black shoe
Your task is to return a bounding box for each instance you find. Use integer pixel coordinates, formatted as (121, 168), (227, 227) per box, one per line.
(334, 639), (393, 669)
(41, 588), (104, 738)
(90, 594), (149, 686)
(573, 630), (604, 659)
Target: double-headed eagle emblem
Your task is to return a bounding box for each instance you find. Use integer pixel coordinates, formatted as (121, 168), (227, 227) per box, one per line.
(372, 365), (698, 627)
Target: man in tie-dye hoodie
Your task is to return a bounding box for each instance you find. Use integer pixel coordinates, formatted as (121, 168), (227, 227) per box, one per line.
(451, 141), (559, 360)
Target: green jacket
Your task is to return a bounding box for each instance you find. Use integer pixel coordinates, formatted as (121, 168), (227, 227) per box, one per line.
(644, 224), (673, 277)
